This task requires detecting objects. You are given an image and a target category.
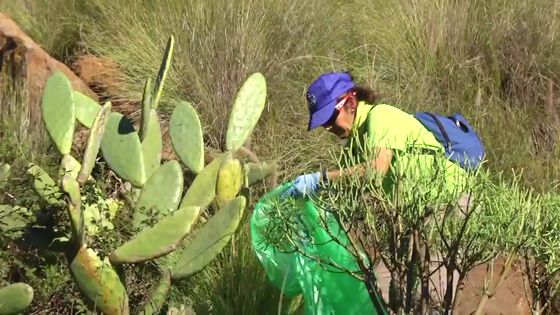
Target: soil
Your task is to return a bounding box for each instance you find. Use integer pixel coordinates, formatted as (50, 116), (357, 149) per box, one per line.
(454, 258), (532, 315)
(374, 257), (534, 314)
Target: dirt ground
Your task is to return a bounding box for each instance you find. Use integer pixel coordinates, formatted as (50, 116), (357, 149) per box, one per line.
(454, 258), (532, 314)
(374, 257), (534, 314)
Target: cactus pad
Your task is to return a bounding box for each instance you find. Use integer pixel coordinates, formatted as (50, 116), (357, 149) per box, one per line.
(112, 205), (200, 264)
(0, 282), (34, 315)
(69, 245), (129, 315)
(141, 109), (162, 180)
(41, 72), (76, 154)
(179, 154), (224, 209)
(74, 91), (101, 128)
(78, 102), (112, 185)
(171, 196), (246, 279)
(216, 155), (244, 206)
(62, 176), (84, 244)
(59, 155), (81, 180)
(100, 112), (146, 187)
(170, 101), (204, 174)
(140, 78), (153, 141)
(133, 160), (183, 228)
(152, 36), (175, 110)
(27, 164), (63, 206)
(225, 72), (267, 151)
(0, 205), (32, 237)
(140, 271), (172, 315)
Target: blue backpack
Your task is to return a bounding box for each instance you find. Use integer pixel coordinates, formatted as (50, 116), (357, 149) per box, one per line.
(413, 112), (485, 171)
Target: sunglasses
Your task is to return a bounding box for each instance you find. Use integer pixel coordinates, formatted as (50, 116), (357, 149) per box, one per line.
(322, 91), (356, 130)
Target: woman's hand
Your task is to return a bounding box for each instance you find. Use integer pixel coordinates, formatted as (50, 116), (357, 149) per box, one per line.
(281, 172), (323, 199)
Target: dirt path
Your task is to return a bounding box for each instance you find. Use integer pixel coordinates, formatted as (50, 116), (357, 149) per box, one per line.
(374, 257), (533, 314)
(454, 258), (531, 314)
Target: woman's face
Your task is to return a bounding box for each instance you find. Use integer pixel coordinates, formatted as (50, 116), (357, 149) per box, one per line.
(322, 91), (357, 139)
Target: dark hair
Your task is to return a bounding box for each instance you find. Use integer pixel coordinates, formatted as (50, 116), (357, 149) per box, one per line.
(345, 72), (379, 104)
(353, 86), (379, 104)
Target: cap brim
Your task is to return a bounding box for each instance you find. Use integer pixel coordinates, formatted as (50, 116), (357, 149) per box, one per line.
(307, 100), (336, 131)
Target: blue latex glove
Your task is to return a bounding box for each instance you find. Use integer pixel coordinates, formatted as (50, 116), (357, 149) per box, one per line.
(281, 172), (324, 200)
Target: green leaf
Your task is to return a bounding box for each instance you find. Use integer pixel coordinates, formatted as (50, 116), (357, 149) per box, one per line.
(100, 112), (146, 187)
(68, 245), (129, 315)
(171, 196), (246, 279)
(78, 102), (112, 185)
(74, 91), (101, 128)
(152, 36), (175, 110)
(111, 206), (200, 264)
(0, 283), (34, 315)
(170, 101), (204, 174)
(41, 72), (76, 154)
(141, 109), (162, 180)
(179, 154), (224, 209)
(225, 72), (267, 151)
(133, 160), (183, 228)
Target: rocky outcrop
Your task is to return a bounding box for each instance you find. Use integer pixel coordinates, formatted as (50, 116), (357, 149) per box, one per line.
(0, 12), (98, 131)
(71, 54), (123, 102)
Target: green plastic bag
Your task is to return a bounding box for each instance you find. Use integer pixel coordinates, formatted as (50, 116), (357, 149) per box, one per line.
(250, 182), (387, 315)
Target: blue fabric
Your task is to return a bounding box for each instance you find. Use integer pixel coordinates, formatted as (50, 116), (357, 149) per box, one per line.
(414, 112), (486, 170)
(306, 72), (355, 130)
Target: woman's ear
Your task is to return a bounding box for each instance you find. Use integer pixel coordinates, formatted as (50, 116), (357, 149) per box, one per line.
(345, 94), (358, 112)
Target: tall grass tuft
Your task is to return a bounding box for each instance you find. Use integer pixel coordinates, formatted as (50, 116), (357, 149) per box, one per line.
(344, 0), (560, 189)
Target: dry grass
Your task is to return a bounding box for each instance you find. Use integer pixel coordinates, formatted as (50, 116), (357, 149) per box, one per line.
(1, 0), (560, 313)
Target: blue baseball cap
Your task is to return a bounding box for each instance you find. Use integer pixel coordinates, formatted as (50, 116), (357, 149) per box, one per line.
(305, 72), (355, 130)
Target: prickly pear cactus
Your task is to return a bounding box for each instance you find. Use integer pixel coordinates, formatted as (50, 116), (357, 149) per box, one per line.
(151, 36), (175, 110)
(59, 155), (82, 180)
(112, 206), (201, 264)
(100, 112), (146, 187)
(171, 196), (247, 279)
(69, 245), (129, 315)
(41, 71), (76, 155)
(0, 205), (32, 239)
(78, 102), (112, 184)
(27, 163), (63, 206)
(141, 109), (163, 180)
(62, 176), (85, 245)
(0, 282), (34, 315)
(170, 101), (204, 174)
(225, 72), (267, 151)
(18, 34), (279, 314)
(133, 160), (184, 228)
(179, 154), (224, 209)
(216, 154), (244, 206)
(74, 91), (101, 128)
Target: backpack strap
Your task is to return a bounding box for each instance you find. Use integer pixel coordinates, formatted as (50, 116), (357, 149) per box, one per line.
(424, 112), (452, 151)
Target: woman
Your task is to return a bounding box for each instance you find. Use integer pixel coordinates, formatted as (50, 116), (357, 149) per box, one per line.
(283, 71), (467, 199)
(281, 71), (468, 308)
